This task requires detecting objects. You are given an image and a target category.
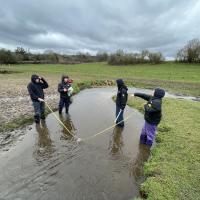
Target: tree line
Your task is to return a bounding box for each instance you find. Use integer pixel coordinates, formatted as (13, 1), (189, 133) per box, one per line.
(0, 48), (98, 64)
(0, 38), (200, 65)
(0, 47), (164, 65)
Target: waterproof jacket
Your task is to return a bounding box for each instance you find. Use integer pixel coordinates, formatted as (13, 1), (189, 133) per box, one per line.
(27, 75), (48, 102)
(58, 76), (72, 99)
(116, 79), (128, 110)
(134, 88), (165, 125)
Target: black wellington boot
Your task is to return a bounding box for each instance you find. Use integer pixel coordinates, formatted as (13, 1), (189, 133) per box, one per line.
(41, 113), (46, 120)
(34, 115), (40, 124)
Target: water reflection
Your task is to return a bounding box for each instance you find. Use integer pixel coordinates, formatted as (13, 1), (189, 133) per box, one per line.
(130, 144), (150, 179)
(34, 121), (54, 162)
(109, 126), (124, 155)
(0, 88), (148, 199)
(59, 114), (76, 140)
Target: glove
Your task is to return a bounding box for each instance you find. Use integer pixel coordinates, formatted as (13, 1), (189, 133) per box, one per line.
(38, 98), (44, 102)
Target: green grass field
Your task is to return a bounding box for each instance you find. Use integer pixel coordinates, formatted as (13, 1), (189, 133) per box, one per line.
(128, 97), (200, 200)
(1, 61), (200, 96)
(1, 62), (200, 199)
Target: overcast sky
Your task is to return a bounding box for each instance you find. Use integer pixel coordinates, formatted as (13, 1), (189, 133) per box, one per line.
(0, 0), (200, 58)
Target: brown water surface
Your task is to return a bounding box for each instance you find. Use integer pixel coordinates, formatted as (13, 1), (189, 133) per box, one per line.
(0, 88), (149, 200)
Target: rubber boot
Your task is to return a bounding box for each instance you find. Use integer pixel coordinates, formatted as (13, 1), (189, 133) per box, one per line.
(59, 108), (62, 115)
(41, 113), (45, 120)
(34, 114), (40, 124)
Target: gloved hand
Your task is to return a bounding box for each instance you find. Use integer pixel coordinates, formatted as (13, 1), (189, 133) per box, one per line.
(38, 98), (44, 102)
(39, 77), (44, 83)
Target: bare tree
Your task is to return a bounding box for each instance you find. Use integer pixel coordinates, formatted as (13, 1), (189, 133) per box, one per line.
(0, 49), (16, 64)
(148, 52), (165, 64)
(176, 39), (200, 63)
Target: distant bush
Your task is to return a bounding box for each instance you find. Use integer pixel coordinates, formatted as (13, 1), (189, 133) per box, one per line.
(76, 52), (96, 63)
(176, 38), (200, 63)
(15, 47), (30, 61)
(148, 52), (165, 64)
(108, 49), (164, 65)
(0, 49), (17, 64)
(96, 51), (108, 61)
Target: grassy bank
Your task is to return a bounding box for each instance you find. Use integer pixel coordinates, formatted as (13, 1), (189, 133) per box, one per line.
(0, 62), (200, 96)
(128, 96), (200, 199)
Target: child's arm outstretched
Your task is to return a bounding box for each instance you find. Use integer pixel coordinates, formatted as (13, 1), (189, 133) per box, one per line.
(134, 93), (151, 101)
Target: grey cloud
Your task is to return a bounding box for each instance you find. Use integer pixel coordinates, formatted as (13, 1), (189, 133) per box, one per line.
(0, 0), (200, 57)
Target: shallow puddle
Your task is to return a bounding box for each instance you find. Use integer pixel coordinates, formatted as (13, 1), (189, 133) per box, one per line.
(0, 88), (151, 200)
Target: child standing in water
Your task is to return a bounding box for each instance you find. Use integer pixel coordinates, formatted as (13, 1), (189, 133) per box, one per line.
(115, 79), (128, 127)
(58, 75), (73, 114)
(27, 74), (49, 124)
(134, 88), (165, 146)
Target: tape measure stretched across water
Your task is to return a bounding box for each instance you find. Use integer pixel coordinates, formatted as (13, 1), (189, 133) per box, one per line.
(82, 113), (134, 142)
(45, 101), (134, 143)
(45, 102), (77, 138)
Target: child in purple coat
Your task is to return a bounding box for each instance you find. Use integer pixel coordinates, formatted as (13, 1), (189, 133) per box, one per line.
(134, 88), (165, 146)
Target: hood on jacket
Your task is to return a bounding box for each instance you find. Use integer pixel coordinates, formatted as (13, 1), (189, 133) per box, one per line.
(61, 75), (69, 83)
(154, 88), (165, 98)
(31, 74), (39, 83)
(116, 79), (128, 90)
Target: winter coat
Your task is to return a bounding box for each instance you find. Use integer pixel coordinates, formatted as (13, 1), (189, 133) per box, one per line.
(134, 88), (165, 125)
(116, 79), (128, 110)
(27, 74), (48, 102)
(58, 75), (72, 99)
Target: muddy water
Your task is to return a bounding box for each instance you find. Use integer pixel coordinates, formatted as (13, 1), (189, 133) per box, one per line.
(0, 88), (150, 200)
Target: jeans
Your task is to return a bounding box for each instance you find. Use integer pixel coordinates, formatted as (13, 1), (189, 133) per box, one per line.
(32, 101), (45, 123)
(140, 121), (157, 146)
(59, 97), (70, 113)
(116, 106), (124, 127)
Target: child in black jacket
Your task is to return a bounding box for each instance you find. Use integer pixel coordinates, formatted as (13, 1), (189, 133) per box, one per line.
(27, 74), (48, 123)
(134, 88), (165, 146)
(58, 75), (73, 114)
(116, 79), (128, 127)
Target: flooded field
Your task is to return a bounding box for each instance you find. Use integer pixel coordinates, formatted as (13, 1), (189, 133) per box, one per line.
(0, 87), (199, 200)
(0, 88), (150, 200)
